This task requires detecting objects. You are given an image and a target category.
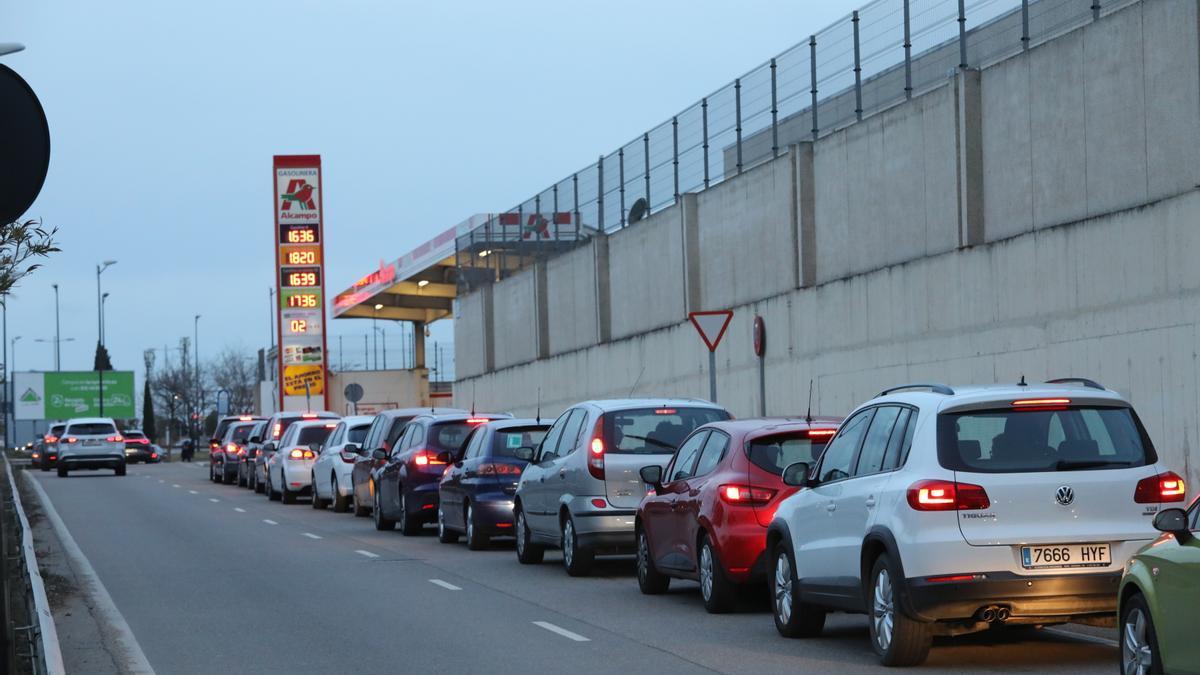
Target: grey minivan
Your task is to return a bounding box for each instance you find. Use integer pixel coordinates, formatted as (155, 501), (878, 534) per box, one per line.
(514, 399), (730, 576)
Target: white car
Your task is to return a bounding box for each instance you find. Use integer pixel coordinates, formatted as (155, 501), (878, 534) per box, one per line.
(310, 415), (373, 512)
(767, 379), (1187, 667)
(57, 417), (127, 477)
(264, 419), (339, 504)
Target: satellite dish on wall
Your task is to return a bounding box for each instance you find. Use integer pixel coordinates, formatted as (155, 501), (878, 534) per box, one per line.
(628, 198), (648, 224)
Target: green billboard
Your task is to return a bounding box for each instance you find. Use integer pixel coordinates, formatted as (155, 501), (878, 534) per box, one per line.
(13, 371), (136, 420)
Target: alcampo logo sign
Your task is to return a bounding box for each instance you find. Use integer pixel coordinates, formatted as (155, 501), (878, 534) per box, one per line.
(277, 167), (320, 223)
(281, 179), (316, 211)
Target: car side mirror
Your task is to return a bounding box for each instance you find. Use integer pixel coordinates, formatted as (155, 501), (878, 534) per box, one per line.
(372, 449), (388, 461)
(344, 444), (359, 454)
(262, 443), (276, 454)
(308, 442), (321, 454)
(1153, 508), (1192, 541)
(249, 436), (261, 444)
(639, 465), (663, 491)
(435, 451), (452, 464)
(513, 446), (534, 461)
(782, 462), (812, 488)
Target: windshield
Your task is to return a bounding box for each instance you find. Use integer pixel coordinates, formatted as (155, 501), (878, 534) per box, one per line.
(938, 406), (1156, 473)
(747, 432), (830, 475)
(603, 407), (731, 455)
(491, 426), (549, 459)
(67, 422), (116, 436)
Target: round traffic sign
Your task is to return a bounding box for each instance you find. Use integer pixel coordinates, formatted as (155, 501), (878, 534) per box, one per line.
(753, 316), (766, 357)
(0, 65), (50, 225)
(343, 383), (364, 403)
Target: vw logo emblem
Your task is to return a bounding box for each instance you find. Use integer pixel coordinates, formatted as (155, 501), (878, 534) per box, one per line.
(1055, 485), (1075, 506)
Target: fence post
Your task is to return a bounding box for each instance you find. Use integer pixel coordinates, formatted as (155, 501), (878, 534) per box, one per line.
(735, 78), (743, 175)
(957, 0), (968, 69)
(809, 35), (818, 141)
(770, 58), (779, 158)
(572, 172), (580, 238)
(853, 11), (863, 121)
(904, 0), (913, 98)
(1021, 0), (1030, 50)
(1092, 0), (1100, 20)
(643, 132), (650, 211)
(702, 97), (710, 189)
(672, 116), (680, 202)
(618, 148), (626, 227)
(597, 156), (605, 232)
(552, 185), (560, 240)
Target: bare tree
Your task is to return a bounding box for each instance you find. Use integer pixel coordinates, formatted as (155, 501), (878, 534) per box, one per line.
(208, 348), (257, 414)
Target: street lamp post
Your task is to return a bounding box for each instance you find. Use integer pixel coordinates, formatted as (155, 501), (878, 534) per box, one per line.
(35, 337), (74, 368)
(373, 303), (383, 370)
(10, 335), (19, 447)
(374, 326), (387, 370)
(101, 292), (110, 345)
(193, 315), (200, 444)
(52, 283), (61, 370)
(96, 260), (116, 416)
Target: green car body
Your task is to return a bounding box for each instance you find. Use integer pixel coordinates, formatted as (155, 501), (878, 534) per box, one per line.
(1118, 494), (1200, 675)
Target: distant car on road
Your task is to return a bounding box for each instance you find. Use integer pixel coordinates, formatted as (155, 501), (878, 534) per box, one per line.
(56, 417), (127, 477)
(210, 421), (258, 484)
(438, 418), (549, 549)
(310, 415), (373, 512)
(264, 419), (338, 504)
(635, 417), (840, 612)
(350, 408), (465, 518)
(209, 415), (265, 459)
(122, 429), (159, 463)
(255, 411), (339, 492)
(1118, 493), (1199, 674)
(513, 399), (730, 576)
(32, 423), (65, 471)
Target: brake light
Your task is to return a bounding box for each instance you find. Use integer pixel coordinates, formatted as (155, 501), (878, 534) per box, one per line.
(151, 453), (158, 459)
(413, 450), (446, 466)
(302, 413), (317, 419)
(807, 428), (837, 439)
(907, 480), (990, 511)
(720, 484), (777, 504)
(107, 435), (123, 443)
(127, 437), (149, 445)
(288, 448), (315, 460)
(44, 435), (58, 443)
(325, 423), (337, 428)
(1011, 398), (1071, 409)
(210, 441), (219, 449)
(587, 415), (605, 481)
(63, 437), (77, 444)
(466, 418), (489, 425)
(1134, 472), (1187, 503)
(31, 453), (39, 459)
(238, 416), (253, 421)
(272, 423), (282, 438)
(479, 462), (523, 475)
(226, 443), (238, 454)
(654, 409), (677, 415)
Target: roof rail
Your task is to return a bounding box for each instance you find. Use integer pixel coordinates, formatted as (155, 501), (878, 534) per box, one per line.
(876, 383), (955, 397)
(1045, 377), (1105, 391)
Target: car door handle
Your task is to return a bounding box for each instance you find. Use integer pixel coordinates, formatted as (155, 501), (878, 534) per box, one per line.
(558, 470), (566, 479)
(826, 503), (837, 512)
(688, 489), (700, 497)
(865, 497), (876, 508)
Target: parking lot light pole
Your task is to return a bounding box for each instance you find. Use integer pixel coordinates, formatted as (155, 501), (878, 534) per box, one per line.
(52, 283), (61, 370)
(10, 335), (19, 445)
(97, 260), (116, 416)
(193, 315), (201, 443)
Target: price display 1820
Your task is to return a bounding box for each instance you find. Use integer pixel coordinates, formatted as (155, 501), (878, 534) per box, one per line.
(281, 266), (321, 288)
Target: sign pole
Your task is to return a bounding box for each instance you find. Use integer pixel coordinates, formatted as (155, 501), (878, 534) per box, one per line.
(708, 350), (717, 404)
(753, 316), (767, 416)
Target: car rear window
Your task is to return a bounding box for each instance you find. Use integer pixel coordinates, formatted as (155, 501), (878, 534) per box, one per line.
(68, 422), (116, 436)
(124, 431), (146, 440)
(491, 426), (549, 459)
(296, 426), (334, 446)
(427, 423), (477, 453)
(230, 425), (255, 443)
(604, 407), (731, 455)
(747, 432), (830, 475)
(938, 405), (1156, 473)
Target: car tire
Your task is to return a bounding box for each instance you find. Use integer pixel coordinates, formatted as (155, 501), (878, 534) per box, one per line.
(332, 476), (350, 513)
(114, 462), (126, 477)
(515, 507), (544, 564)
(1120, 593), (1163, 675)
(699, 533), (736, 614)
(771, 543), (825, 638)
(869, 554), (932, 667)
(281, 481), (296, 504)
(561, 516), (594, 577)
(40, 463), (49, 472)
(465, 503), (488, 551)
(253, 472), (264, 494)
(311, 474), (327, 509)
(398, 488), (422, 536)
(268, 474), (281, 502)
(437, 507), (459, 543)
(57, 465), (68, 478)
(636, 527), (670, 595)
(373, 486), (396, 531)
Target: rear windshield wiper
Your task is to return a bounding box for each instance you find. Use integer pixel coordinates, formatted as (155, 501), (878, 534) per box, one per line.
(620, 434), (675, 450)
(1053, 459), (1135, 471)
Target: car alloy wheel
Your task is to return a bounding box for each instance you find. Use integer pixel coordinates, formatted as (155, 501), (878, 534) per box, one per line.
(466, 505), (474, 541)
(438, 508), (446, 537)
(774, 551), (793, 625)
(872, 567), (895, 653)
(699, 544), (715, 602)
(562, 519), (575, 569)
(516, 512), (527, 555)
(1122, 605), (1155, 675)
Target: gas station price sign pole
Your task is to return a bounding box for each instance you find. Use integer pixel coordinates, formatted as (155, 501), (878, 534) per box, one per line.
(273, 155), (330, 412)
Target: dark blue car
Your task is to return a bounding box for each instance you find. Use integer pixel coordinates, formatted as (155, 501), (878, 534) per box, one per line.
(437, 418), (550, 549)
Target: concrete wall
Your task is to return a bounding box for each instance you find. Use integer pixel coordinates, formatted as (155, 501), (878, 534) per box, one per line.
(546, 241), (600, 355)
(452, 290), (488, 379)
(607, 205), (687, 340)
(490, 268), (538, 369)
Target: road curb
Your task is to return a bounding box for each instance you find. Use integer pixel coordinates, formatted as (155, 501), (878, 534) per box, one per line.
(23, 473), (156, 675)
(4, 459), (65, 675)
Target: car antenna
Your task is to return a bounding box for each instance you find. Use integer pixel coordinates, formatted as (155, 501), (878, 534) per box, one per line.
(470, 382), (476, 418)
(805, 379), (814, 425)
(1018, 374), (1027, 386)
(536, 387), (542, 425)
(628, 364), (646, 398)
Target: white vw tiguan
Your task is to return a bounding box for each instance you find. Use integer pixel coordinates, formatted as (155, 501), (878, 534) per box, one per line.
(767, 379), (1186, 667)
(57, 417), (127, 477)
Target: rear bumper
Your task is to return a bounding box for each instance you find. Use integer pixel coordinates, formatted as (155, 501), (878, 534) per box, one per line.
(60, 454), (123, 469)
(471, 494), (517, 535)
(408, 481), (441, 522)
(573, 510), (638, 553)
(905, 570), (1122, 622)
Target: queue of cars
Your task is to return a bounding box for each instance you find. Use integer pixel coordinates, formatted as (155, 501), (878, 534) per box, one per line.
(188, 379), (1200, 668)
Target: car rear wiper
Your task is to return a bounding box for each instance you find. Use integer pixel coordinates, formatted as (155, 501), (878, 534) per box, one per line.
(1053, 459), (1135, 471)
(620, 434), (675, 450)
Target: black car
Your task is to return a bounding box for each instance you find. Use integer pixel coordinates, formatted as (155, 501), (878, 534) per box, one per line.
(32, 423), (66, 471)
(122, 429), (160, 463)
(239, 421), (268, 489)
(371, 412), (510, 535)
(210, 422), (257, 484)
(209, 415), (265, 458)
(350, 408), (465, 518)
(438, 418), (549, 549)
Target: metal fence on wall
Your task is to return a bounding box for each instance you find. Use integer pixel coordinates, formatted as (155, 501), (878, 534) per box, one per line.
(455, 0), (1137, 285)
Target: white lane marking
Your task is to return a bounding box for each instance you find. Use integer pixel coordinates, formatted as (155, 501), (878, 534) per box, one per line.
(234, 507), (246, 513)
(355, 550), (379, 559)
(208, 498), (219, 503)
(302, 533), (321, 540)
(1045, 628), (1119, 648)
(263, 519), (278, 525)
(188, 490), (198, 494)
(24, 474), (157, 673)
(158, 480), (164, 483)
(429, 579), (461, 591)
(533, 621), (589, 642)
(172, 484), (180, 488)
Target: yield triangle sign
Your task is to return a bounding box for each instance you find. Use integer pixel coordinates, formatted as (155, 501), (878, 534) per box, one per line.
(689, 310), (734, 352)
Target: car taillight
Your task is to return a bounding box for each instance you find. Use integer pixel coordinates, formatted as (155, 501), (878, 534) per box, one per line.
(466, 418), (489, 425)
(107, 435), (123, 443)
(479, 462), (522, 475)
(210, 441), (219, 449)
(719, 484), (777, 505)
(31, 452), (39, 459)
(288, 448), (315, 460)
(413, 450), (445, 466)
(587, 417), (605, 480)
(63, 437), (77, 444)
(226, 443), (238, 454)
(1134, 471), (1187, 503)
(44, 436), (58, 443)
(151, 453), (158, 459)
(906, 480), (990, 511)
(273, 423), (282, 438)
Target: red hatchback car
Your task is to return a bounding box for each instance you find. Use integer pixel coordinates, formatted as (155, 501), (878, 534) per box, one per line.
(635, 417), (841, 612)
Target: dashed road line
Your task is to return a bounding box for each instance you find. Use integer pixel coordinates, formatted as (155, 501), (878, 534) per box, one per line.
(234, 507), (246, 513)
(429, 579), (462, 591)
(188, 490), (198, 494)
(263, 519), (278, 525)
(172, 484), (180, 488)
(208, 498), (219, 503)
(533, 621), (589, 642)
(355, 550), (379, 559)
(302, 533), (322, 540)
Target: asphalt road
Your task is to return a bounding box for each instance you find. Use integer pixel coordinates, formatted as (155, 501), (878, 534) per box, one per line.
(29, 462), (1121, 674)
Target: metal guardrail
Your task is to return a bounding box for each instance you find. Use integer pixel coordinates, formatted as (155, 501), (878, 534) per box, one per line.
(455, 0), (1139, 286)
(2, 457), (64, 675)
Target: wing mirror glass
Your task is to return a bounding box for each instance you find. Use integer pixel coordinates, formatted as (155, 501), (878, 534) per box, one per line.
(248, 436), (261, 444)
(372, 449), (388, 461)
(435, 451), (452, 464)
(262, 442), (276, 454)
(513, 446), (535, 461)
(639, 465), (663, 491)
(308, 442), (322, 454)
(343, 444), (359, 455)
(782, 462), (812, 487)
(1153, 508), (1191, 541)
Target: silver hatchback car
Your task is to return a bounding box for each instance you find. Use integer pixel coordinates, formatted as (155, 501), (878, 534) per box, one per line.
(514, 399), (730, 576)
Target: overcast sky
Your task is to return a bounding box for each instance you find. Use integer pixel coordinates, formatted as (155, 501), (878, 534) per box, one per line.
(2, 0), (857, 383)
